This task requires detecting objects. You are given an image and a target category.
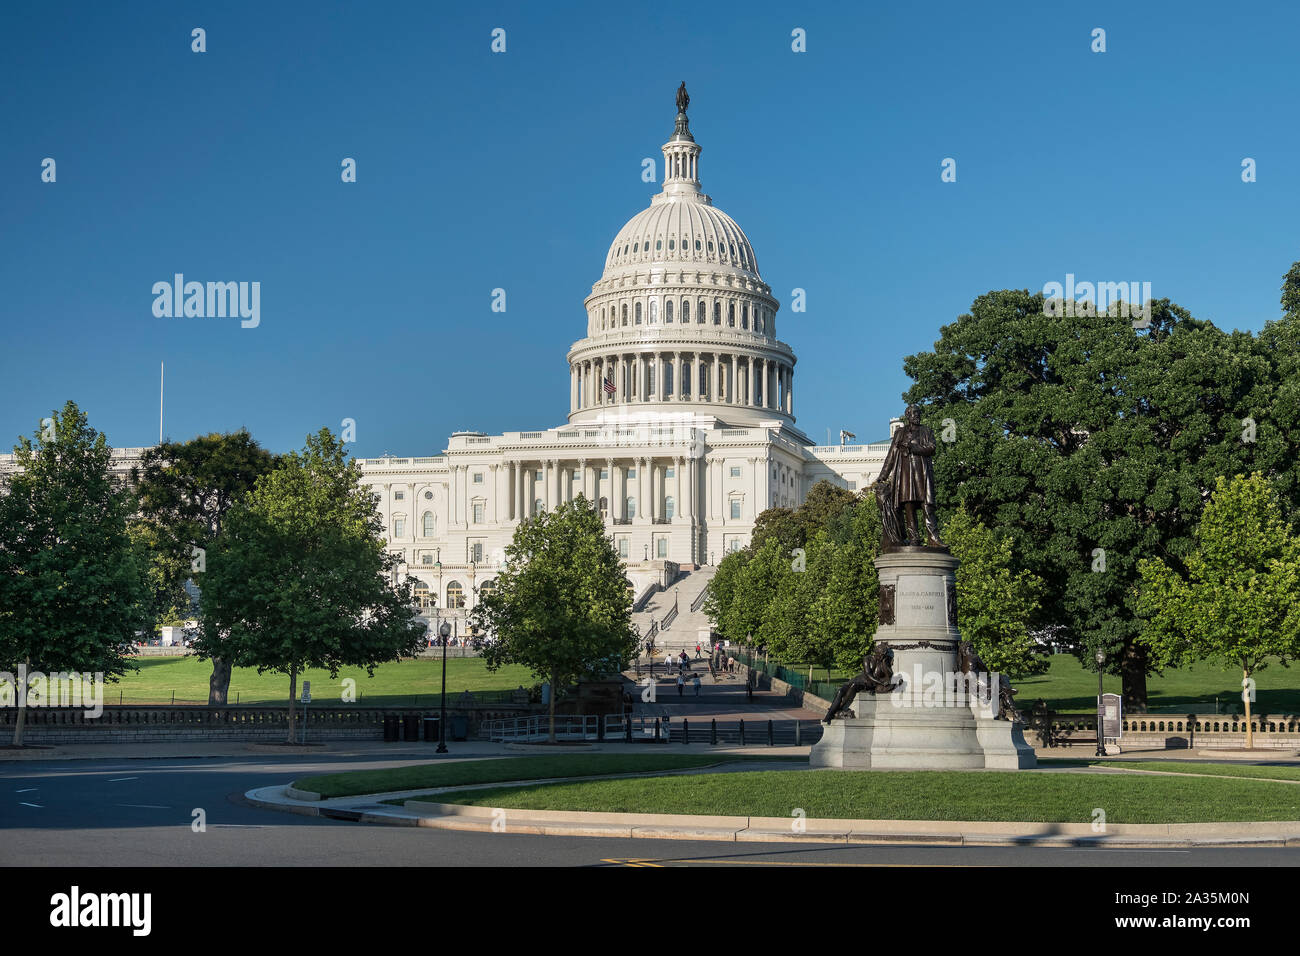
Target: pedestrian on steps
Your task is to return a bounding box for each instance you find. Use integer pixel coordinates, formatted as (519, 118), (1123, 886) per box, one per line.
(692, 674), (701, 697)
(677, 673), (685, 697)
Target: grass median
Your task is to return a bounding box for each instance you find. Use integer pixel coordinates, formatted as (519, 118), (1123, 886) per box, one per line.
(295, 753), (800, 798)
(421, 768), (1300, 823)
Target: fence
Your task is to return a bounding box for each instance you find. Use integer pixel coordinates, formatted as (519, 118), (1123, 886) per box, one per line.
(0, 698), (533, 743)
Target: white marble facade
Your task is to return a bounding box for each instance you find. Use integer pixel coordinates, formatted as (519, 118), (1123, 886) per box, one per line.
(357, 101), (890, 618)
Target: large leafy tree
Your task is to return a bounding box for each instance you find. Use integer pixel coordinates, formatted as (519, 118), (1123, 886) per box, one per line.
(133, 430), (276, 703)
(0, 402), (148, 745)
(198, 428), (423, 741)
(472, 495), (637, 742)
(903, 290), (1281, 710)
(1137, 474), (1300, 747)
(944, 506), (1046, 679)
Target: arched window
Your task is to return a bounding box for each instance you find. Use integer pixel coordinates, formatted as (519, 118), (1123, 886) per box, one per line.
(714, 301), (721, 324)
(665, 496), (675, 520)
(648, 359), (656, 396)
(622, 303), (628, 326)
(446, 581), (465, 609)
(635, 301), (642, 324)
(728, 303), (735, 327)
(534, 498), (544, 515)
(757, 309), (764, 333)
(649, 299), (658, 323)
(412, 580), (433, 609)
(708, 241), (714, 254)
(669, 238), (675, 251)
(681, 300), (689, 323)
(695, 239), (701, 252)
(478, 579), (496, 600)
(698, 300), (706, 323)
(664, 361), (674, 397)
(742, 304), (748, 329)
(626, 497), (637, 519)
(665, 300), (673, 323)
(422, 512), (435, 537)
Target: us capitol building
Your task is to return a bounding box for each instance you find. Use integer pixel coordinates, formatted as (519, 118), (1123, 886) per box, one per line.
(356, 89), (892, 629)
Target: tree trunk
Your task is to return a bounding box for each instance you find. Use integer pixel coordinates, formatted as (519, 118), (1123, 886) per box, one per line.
(1243, 665), (1254, 750)
(1119, 640), (1148, 714)
(287, 665), (297, 744)
(208, 657), (232, 706)
(548, 669), (557, 743)
(11, 658), (30, 747)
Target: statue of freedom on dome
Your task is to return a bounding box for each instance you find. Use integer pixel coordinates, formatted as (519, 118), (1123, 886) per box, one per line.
(874, 404), (944, 549)
(676, 81), (689, 114)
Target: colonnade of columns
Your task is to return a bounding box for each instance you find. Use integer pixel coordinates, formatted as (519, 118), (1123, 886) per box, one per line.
(571, 352), (793, 415)
(494, 455), (701, 525)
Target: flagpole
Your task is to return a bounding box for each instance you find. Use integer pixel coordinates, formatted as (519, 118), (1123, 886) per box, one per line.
(159, 361), (164, 445)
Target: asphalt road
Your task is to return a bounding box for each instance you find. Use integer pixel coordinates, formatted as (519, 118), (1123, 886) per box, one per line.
(3, 752), (1299, 867)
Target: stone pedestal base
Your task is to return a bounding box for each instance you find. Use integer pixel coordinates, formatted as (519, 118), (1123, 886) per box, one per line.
(809, 698), (1036, 770)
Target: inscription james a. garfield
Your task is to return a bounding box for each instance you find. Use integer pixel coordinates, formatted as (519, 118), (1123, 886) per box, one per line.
(895, 574), (948, 627)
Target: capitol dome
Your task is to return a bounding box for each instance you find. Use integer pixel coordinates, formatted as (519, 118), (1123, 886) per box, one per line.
(567, 88), (796, 429)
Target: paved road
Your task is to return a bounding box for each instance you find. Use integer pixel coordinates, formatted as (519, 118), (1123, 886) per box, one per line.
(3, 752), (1298, 867)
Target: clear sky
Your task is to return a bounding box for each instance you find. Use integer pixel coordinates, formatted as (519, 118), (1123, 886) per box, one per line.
(3, 0), (1297, 457)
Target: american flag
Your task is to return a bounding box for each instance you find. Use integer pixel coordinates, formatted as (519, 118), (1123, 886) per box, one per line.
(603, 376), (616, 395)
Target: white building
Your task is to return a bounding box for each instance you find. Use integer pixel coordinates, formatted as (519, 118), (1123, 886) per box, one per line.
(356, 96), (892, 637)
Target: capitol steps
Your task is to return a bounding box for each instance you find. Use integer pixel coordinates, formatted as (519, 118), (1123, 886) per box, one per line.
(633, 565), (717, 654)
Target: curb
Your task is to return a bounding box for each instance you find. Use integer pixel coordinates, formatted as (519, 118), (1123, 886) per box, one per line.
(242, 785), (1300, 848)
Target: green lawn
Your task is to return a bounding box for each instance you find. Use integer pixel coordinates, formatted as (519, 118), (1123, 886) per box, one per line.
(297, 753), (795, 798)
(101, 656), (537, 706)
(1093, 761), (1300, 782)
(429, 768), (1300, 823)
(1014, 655), (1300, 714)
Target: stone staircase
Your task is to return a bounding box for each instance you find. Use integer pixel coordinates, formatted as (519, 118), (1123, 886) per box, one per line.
(633, 565), (717, 654)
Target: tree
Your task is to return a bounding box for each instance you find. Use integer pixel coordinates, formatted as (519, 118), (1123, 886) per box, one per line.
(1282, 259), (1300, 321)
(903, 290), (1280, 710)
(472, 496), (637, 742)
(943, 506), (1047, 679)
(198, 428), (423, 742)
(1137, 474), (1300, 747)
(0, 402), (148, 745)
(133, 430), (276, 704)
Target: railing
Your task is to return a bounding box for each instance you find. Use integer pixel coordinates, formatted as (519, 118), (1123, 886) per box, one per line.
(479, 713), (624, 741)
(660, 603), (679, 631)
(690, 584), (711, 613)
(632, 583), (661, 613)
(642, 619), (659, 646)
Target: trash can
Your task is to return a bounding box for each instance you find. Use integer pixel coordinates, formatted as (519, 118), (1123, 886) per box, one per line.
(451, 716), (469, 741)
(383, 714), (400, 742)
(403, 714), (420, 741)
(423, 716), (440, 742)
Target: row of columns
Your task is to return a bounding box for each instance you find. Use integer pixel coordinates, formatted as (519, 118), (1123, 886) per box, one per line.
(501, 456), (699, 525)
(572, 353), (792, 414)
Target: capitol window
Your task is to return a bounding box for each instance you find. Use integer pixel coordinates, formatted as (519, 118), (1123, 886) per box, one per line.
(649, 299), (657, 323)
(472, 502), (484, 523)
(422, 513), (435, 536)
(622, 304), (628, 326)
(633, 242), (639, 252)
(713, 301), (721, 324)
(626, 497), (636, 519)
(665, 496), (675, 519)
(708, 241), (714, 254)
(728, 303), (735, 327)
(665, 300), (673, 323)
(695, 239), (701, 251)
(729, 466), (741, 477)
(730, 499), (741, 519)
(669, 239), (675, 251)
(656, 239), (661, 251)
(446, 582), (465, 609)
(698, 300), (706, 323)
(394, 491), (405, 501)
(635, 301), (642, 324)
(394, 517), (406, 537)
(681, 300), (689, 322)
(742, 305), (748, 329)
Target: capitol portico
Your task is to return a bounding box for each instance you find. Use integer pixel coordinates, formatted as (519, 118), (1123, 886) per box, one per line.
(355, 91), (891, 622)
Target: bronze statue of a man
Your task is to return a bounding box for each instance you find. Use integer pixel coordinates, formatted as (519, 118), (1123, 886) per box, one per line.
(875, 404), (942, 548)
(676, 81), (689, 114)
(822, 646), (896, 723)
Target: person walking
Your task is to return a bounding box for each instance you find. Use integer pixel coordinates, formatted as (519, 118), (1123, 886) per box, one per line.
(677, 673), (685, 697)
(694, 643), (702, 660)
(745, 670), (754, 702)
(692, 674), (701, 697)
(665, 652), (674, 675)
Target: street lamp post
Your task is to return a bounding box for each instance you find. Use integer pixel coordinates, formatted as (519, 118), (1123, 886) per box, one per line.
(437, 620), (451, 754)
(1095, 648), (1106, 757)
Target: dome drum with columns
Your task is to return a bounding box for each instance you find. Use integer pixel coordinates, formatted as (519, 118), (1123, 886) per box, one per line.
(355, 88), (890, 632)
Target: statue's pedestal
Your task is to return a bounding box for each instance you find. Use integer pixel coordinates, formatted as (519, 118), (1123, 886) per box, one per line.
(809, 548), (1036, 771)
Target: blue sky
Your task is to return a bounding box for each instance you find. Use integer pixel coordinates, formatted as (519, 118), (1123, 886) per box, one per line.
(3, 0), (1297, 456)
